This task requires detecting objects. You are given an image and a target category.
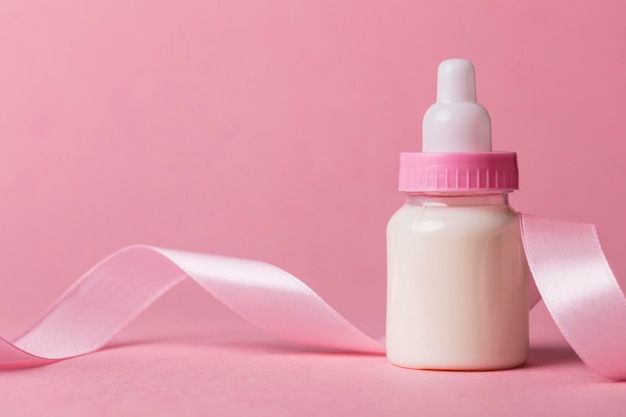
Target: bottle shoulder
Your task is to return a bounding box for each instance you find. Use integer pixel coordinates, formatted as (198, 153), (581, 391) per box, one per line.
(387, 202), (519, 236)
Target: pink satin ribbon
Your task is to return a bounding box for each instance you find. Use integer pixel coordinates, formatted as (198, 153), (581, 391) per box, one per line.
(1, 215), (625, 380)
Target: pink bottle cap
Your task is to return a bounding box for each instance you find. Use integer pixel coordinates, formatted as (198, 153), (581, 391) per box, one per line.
(399, 152), (519, 192)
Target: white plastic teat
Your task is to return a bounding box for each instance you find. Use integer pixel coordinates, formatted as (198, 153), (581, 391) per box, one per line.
(422, 59), (492, 152)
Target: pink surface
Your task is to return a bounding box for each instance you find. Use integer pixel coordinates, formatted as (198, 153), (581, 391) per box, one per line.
(0, 295), (616, 416)
(0, 0), (626, 415)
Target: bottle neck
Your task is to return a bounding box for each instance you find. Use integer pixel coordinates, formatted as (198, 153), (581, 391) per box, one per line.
(405, 192), (511, 208)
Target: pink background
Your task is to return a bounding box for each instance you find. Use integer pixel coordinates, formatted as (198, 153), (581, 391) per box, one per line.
(1, 0), (625, 415)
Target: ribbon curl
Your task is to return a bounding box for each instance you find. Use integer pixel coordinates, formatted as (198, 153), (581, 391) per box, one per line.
(1, 215), (625, 380)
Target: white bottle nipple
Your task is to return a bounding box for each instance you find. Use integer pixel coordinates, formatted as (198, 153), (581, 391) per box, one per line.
(422, 59), (492, 153)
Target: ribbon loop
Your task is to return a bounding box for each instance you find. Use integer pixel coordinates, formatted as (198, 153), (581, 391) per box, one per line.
(521, 215), (626, 380)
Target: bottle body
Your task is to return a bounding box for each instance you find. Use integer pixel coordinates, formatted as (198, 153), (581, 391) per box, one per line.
(386, 193), (528, 370)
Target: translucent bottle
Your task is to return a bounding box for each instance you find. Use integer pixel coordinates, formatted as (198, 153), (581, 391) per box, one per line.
(386, 59), (528, 370)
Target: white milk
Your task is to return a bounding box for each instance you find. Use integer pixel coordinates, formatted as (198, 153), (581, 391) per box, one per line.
(386, 194), (528, 370)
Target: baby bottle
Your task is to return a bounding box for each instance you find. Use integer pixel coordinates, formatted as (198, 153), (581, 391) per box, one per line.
(386, 59), (528, 370)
